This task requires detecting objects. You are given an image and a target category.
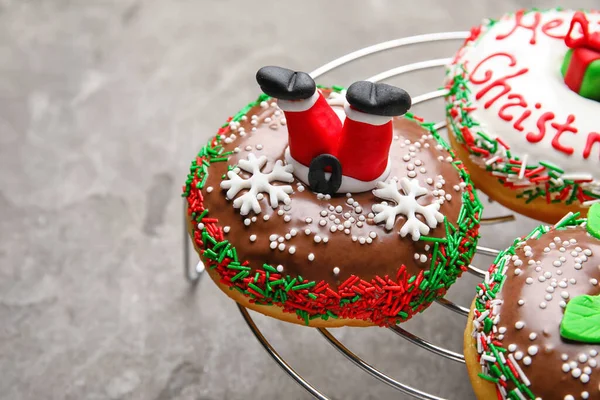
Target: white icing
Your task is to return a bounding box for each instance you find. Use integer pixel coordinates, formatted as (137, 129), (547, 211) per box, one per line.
(220, 153), (294, 215)
(371, 178), (444, 240)
(277, 91), (319, 112)
(285, 147), (391, 193)
(344, 102), (391, 126)
(447, 9), (600, 195)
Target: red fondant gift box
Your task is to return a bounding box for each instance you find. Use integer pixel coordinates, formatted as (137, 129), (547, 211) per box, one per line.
(561, 12), (600, 102)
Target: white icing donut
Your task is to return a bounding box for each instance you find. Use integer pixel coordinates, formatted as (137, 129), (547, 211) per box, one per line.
(445, 9), (600, 206)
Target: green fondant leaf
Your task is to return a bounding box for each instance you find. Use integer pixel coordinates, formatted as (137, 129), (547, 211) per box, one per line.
(587, 203), (600, 239)
(560, 294), (600, 344)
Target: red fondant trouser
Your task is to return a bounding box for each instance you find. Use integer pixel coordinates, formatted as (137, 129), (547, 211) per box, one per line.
(278, 92), (392, 182)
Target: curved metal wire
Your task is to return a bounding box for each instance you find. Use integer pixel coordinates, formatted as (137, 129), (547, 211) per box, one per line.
(476, 245), (501, 258)
(367, 58), (452, 82)
(435, 297), (470, 317)
(238, 305), (330, 400)
(318, 328), (446, 400)
(309, 31), (470, 79)
(466, 264), (486, 278)
(387, 325), (465, 364)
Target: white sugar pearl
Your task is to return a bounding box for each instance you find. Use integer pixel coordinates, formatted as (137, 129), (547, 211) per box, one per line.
(528, 345), (538, 355)
(508, 344), (517, 352)
(562, 363), (571, 372)
(523, 356), (532, 365)
(515, 321), (525, 329)
(571, 368), (582, 378)
(308, 253), (315, 261)
(249, 234), (257, 242)
(333, 267), (340, 275)
(288, 246), (296, 255)
(515, 351), (524, 360)
(570, 361), (578, 369)
(539, 302), (547, 309)
(276, 265), (284, 272)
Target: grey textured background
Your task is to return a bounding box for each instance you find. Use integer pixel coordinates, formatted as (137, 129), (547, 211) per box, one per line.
(1, 1), (597, 399)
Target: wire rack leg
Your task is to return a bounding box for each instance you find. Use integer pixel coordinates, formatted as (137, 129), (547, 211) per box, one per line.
(184, 199), (203, 283)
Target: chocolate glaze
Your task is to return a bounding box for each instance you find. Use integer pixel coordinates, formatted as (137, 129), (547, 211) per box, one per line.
(201, 90), (466, 288)
(496, 227), (600, 399)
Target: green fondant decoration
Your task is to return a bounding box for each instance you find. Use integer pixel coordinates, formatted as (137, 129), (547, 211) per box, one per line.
(580, 58), (600, 102)
(561, 49), (573, 78)
(560, 294), (600, 343)
(588, 203), (600, 239)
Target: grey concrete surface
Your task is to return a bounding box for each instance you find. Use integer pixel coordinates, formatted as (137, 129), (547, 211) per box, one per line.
(1, 1), (597, 399)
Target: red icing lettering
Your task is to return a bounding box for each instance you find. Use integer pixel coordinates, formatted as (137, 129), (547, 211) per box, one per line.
(498, 93), (527, 121)
(496, 10), (541, 44)
(551, 115), (578, 155)
(583, 132), (600, 159)
(470, 53), (517, 84)
(526, 112), (555, 143)
(541, 18), (566, 39)
(475, 68), (529, 109)
(513, 110), (532, 131)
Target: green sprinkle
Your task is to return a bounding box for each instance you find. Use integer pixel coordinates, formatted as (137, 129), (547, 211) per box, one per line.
(292, 281), (316, 291)
(477, 373), (499, 384)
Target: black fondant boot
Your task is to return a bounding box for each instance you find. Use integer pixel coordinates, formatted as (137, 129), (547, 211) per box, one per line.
(256, 66), (316, 101)
(346, 81), (412, 116)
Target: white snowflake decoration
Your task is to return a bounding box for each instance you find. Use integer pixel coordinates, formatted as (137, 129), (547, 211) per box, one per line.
(372, 178), (444, 241)
(220, 153), (294, 215)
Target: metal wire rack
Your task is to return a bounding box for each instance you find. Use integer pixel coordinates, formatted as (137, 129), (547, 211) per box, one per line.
(183, 31), (518, 400)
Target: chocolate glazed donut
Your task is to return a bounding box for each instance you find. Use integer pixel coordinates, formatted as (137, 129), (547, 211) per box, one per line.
(465, 207), (600, 400)
(183, 67), (482, 327)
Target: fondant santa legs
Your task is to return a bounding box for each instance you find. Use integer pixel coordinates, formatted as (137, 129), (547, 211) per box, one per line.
(256, 66), (412, 194)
